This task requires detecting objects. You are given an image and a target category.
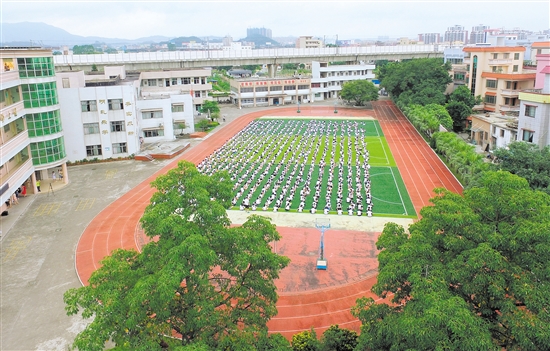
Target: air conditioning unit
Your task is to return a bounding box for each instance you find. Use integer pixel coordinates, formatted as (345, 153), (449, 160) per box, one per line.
(159, 123), (164, 127)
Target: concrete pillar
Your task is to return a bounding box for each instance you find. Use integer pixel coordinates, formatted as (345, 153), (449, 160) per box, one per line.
(31, 172), (38, 194)
(61, 163), (68, 184)
(267, 64), (276, 78)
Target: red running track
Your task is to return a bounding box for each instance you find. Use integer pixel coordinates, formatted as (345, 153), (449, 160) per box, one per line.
(75, 103), (462, 338)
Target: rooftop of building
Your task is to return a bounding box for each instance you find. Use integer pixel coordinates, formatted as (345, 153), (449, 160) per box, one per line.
(463, 46), (526, 52)
(470, 112), (519, 130)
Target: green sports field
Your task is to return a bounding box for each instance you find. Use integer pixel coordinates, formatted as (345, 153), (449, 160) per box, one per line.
(198, 117), (416, 218)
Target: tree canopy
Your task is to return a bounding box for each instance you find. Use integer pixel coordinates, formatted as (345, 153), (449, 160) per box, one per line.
(352, 171), (550, 350)
(445, 86), (477, 131)
(379, 58), (452, 106)
(64, 161), (289, 350)
(200, 101), (220, 120)
(491, 141), (550, 194)
(340, 80), (379, 106)
(72, 44), (102, 55)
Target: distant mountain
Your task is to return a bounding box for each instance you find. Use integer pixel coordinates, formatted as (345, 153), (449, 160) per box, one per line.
(238, 34), (279, 48)
(1, 22), (171, 47)
(165, 36), (205, 45)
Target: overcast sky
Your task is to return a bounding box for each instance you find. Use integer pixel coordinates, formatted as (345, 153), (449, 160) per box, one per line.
(2, 0), (549, 40)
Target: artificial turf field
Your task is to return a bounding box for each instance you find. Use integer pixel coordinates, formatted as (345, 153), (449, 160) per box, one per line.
(199, 117), (416, 218)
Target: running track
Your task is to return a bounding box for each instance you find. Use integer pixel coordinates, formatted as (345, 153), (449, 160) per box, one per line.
(74, 102), (463, 338)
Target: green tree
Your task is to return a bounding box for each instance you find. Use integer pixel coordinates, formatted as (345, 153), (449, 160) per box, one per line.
(73, 44), (100, 54)
(352, 171), (550, 350)
(197, 119), (211, 132)
(291, 329), (320, 351)
(340, 80), (379, 106)
(445, 100), (472, 131)
(200, 101), (220, 121)
(446, 86), (476, 131)
(491, 141), (550, 194)
(380, 58), (452, 105)
(319, 325), (357, 351)
(175, 121), (187, 136)
(64, 161), (290, 350)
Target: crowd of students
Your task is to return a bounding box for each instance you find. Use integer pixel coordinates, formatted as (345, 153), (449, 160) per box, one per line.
(198, 119), (374, 216)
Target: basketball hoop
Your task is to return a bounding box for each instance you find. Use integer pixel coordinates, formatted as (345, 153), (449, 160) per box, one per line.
(315, 218), (330, 270)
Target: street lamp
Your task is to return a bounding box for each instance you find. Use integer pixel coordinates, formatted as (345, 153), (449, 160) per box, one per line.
(334, 100), (338, 113)
(297, 100), (301, 113)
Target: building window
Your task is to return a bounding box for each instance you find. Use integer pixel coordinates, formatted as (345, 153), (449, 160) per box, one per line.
(514, 53), (520, 60)
(183, 78), (190, 84)
(492, 126), (496, 134)
(21, 82), (59, 108)
(86, 145), (102, 156)
(240, 88), (253, 93)
(81, 100), (97, 112)
(172, 78), (178, 86)
(201, 77), (206, 84)
(525, 105), (536, 117)
(256, 98), (267, 103)
(503, 53), (510, 59)
(513, 65), (518, 72)
(506, 81), (518, 90)
(26, 110), (63, 137)
(110, 121), (125, 132)
(142, 110), (163, 119)
(255, 87), (268, 92)
(194, 77), (200, 84)
(147, 79), (157, 86)
(298, 85), (309, 90)
(112, 142), (127, 154)
(62, 78), (70, 88)
(83, 123), (100, 134)
(108, 99), (123, 110)
(241, 98), (254, 104)
(17, 57), (55, 78)
(143, 129), (165, 138)
(171, 104), (184, 112)
(284, 85), (295, 91)
(504, 97), (517, 106)
(29, 136), (66, 165)
(195, 91), (201, 98)
(484, 95), (496, 104)
(500, 129), (505, 137)
(522, 130), (534, 142)
(493, 53), (498, 59)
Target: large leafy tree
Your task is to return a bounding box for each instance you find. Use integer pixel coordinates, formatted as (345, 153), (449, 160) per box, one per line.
(352, 171), (550, 350)
(64, 161), (290, 350)
(200, 100), (221, 121)
(380, 58), (452, 106)
(340, 80), (379, 106)
(446, 86), (477, 131)
(320, 325), (357, 351)
(491, 141), (550, 194)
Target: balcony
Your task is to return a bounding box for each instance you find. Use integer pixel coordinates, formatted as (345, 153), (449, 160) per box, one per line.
(499, 105), (520, 112)
(488, 59), (512, 65)
(463, 57), (471, 64)
(500, 89), (520, 97)
(0, 130), (31, 161)
(0, 158), (34, 196)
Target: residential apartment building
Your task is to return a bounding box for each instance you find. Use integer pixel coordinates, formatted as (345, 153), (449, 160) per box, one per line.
(517, 54), (550, 148)
(247, 27), (272, 39)
(296, 36), (324, 49)
(469, 112), (518, 152)
(230, 77), (312, 108)
(463, 46), (536, 114)
(418, 33), (440, 44)
(311, 61), (376, 101)
(470, 24), (490, 44)
(444, 25), (468, 44)
(1, 48), (68, 209)
(530, 41), (550, 65)
(56, 66), (194, 162)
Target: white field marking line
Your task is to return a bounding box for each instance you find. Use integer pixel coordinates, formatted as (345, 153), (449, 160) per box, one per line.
(371, 196), (404, 205)
(390, 167), (407, 216)
(373, 120), (381, 137)
(377, 138), (390, 165)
